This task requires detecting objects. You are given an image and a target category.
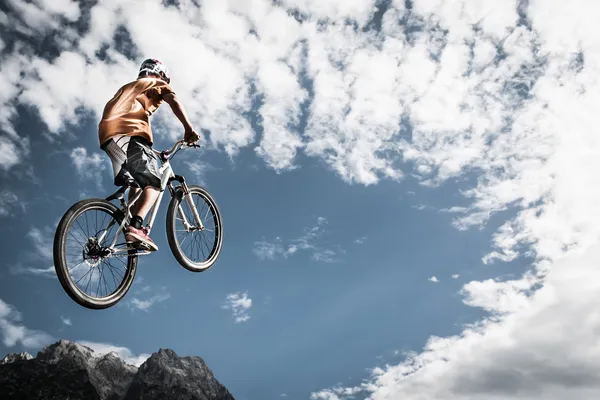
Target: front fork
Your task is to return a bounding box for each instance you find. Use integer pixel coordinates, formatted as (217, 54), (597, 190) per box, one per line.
(176, 182), (205, 232)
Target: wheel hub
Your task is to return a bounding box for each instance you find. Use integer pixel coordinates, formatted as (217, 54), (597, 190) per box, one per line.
(83, 238), (109, 267)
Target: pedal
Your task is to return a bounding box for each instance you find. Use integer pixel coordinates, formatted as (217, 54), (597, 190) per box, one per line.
(136, 242), (157, 252)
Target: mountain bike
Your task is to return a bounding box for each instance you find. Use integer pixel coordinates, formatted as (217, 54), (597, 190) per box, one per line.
(53, 139), (223, 310)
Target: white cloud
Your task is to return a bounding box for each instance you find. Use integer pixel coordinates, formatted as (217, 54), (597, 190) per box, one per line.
(128, 290), (170, 313)
(312, 249), (337, 263)
(253, 58), (307, 171)
(317, 247), (600, 400)
(313, 0), (600, 399)
(4, 1), (600, 397)
(8, 226), (56, 278)
(281, 0), (377, 25)
(27, 226), (53, 261)
(253, 239), (285, 261)
(60, 316), (72, 326)
(0, 0), (397, 183)
(0, 136), (20, 170)
(452, 274), (460, 279)
(253, 217), (340, 262)
(0, 298), (54, 349)
(0, 299), (147, 367)
(222, 291), (252, 324)
(76, 340), (150, 367)
(70, 147), (107, 185)
(9, 264), (55, 278)
(183, 160), (209, 185)
(9, 226), (56, 278)
(303, 21), (405, 185)
(310, 386), (362, 400)
(0, 190), (18, 216)
(354, 236), (367, 244)
(34, 0), (80, 21)
(428, 276), (439, 283)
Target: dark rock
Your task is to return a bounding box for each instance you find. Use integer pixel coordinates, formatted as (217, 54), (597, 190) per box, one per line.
(0, 340), (235, 400)
(0, 352), (33, 365)
(124, 348), (235, 400)
(92, 352), (137, 400)
(0, 358), (101, 400)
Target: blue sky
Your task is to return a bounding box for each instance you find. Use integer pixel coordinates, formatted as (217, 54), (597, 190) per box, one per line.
(2, 1), (600, 400)
(1, 107), (504, 399)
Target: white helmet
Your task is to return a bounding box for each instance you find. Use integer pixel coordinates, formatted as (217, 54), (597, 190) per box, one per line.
(138, 58), (170, 84)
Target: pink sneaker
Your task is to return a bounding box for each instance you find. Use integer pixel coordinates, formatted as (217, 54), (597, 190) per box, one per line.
(126, 226), (158, 251)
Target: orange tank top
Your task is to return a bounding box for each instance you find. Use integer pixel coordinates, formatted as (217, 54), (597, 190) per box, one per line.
(98, 77), (174, 146)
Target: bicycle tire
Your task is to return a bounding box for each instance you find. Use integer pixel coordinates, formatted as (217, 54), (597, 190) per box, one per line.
(166, 185), (223, 272)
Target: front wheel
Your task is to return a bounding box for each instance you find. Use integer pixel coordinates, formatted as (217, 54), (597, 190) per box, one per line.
(166, 185), (223, 272)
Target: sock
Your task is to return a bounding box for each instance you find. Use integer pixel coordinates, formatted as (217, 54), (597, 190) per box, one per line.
(131, 215), (143, 229)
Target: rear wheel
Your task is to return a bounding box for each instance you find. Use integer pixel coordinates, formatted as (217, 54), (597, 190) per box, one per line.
(53, 199), (137, 309)
(166, 185), (223, 272)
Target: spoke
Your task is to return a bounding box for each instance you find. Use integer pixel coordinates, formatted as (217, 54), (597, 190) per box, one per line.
(103, 222), (117, 247)
(77, 267), (93, 288)
(85, 269), (95, 295)
(75, 225), (88, 244)
(178, 233), (190, 247)
(197, 232), (207, 260)
(100, 264), (110, 297)
(96, 265), (103, 297)
(198, 232), (210, 261)
(193, 231), (201, 262)
(203, 204), (210, 222)
(104, 259), (121, 289)
(104, 257), (127, 279)
(200, 233), (212, 259)
(68, 260), (86, 272)
(182, 232), (194, 254)
(112, 256), (128, 266)
(75, 219), (88, 241)
(69, 230), (86, 248)
(101, 211), (108, 232)
(83, 210), (91, 238)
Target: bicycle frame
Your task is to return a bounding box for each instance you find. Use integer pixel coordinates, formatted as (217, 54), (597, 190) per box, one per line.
(100, 139), (205, 255)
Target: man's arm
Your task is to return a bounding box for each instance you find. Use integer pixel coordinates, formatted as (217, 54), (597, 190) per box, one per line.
(163, 92), (199, 142)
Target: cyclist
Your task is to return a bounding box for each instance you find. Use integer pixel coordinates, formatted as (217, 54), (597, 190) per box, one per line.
(98, 58), (199, 251)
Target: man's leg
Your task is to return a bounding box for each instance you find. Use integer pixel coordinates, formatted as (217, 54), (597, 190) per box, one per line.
(124, 137), (163, 251)
(103, 134), (161, 251)
(129, 186), (160, 220)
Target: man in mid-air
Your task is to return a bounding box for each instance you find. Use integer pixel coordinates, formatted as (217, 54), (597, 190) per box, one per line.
(98, 58), (199, 252)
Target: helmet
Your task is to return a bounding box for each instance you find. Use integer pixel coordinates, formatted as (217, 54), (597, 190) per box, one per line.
(138, 58), (170, 84)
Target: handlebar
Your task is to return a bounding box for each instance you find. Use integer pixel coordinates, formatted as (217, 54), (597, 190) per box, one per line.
(153, 139), (201, 162)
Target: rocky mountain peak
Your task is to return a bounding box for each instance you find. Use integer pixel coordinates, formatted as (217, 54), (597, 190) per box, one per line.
(0, 339), (235, 400)
(36, 339), (95, 365)
(0, 352), (33, 365)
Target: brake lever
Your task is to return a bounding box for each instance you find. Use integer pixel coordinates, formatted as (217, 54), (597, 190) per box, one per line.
(160, 150), (172, 161)
(184, 141), (202, 149)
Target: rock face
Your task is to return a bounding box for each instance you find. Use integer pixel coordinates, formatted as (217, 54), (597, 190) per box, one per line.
(124, 349), (235, 400)
(0, 352), (33, 365)
(0, 340), (235, 400)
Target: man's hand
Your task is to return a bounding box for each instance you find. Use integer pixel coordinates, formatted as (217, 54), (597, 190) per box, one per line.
(184, 128), (200, 144)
